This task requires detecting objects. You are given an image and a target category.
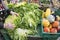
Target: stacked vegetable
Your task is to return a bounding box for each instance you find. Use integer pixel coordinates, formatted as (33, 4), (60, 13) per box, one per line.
(5, 2), (43, 40)
(42, 8), (60, 33)
(13, 2), (43, 29)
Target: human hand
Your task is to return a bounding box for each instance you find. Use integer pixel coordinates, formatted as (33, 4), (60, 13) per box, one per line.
(10, 11), (19, 16)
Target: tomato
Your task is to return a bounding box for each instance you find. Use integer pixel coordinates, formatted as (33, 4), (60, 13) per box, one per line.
(44, 27), (50, 32)
(52, 21), (59, 28)
(50, 28), (57, 33)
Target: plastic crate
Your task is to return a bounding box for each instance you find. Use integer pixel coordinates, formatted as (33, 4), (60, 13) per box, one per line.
(35, 23), (59, 40)
(38, 9), (60, 38)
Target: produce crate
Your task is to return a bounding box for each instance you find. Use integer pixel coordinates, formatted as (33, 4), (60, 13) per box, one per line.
(40, 24), (60, 38)
(37, 9), (60, 40)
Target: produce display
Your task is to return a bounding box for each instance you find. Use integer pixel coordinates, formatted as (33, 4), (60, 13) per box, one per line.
(42, 8), (60, 33)
(4, 1), (60, 40)
(7, 2), (43, 30)
(5, 2), (43, 40)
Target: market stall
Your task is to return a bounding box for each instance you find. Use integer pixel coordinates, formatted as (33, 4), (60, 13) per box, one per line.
(0, 0), (60, 40)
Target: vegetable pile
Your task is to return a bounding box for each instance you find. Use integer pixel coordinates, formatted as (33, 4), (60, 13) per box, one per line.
(12, 2), (43, 30)
(13, 28), (35, 40)
(5, 2), (43, 40)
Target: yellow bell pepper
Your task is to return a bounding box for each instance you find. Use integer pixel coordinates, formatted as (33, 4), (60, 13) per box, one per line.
(45, 8), (51, 18)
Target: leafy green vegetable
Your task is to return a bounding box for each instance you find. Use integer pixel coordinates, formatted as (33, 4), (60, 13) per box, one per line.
(13, 3), (43, 30)
(7, 3), (14, 9)
(5, 15), (17, 24)
(7, 2), (43, 40)
(13, 28), (35, 40)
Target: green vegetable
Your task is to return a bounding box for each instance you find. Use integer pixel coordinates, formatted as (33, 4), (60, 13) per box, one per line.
(13, 3), (43, 30)
(13, 28), (34, 40)
(7, 2), (43, 40)
(7, 3), (14, 9)
(5, 15), (17, 25)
